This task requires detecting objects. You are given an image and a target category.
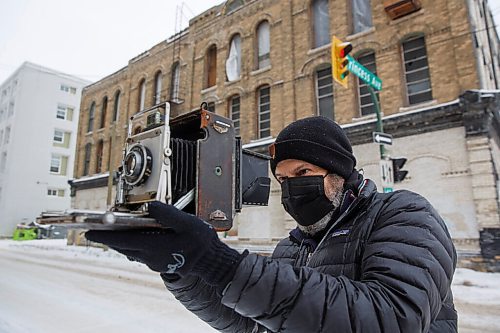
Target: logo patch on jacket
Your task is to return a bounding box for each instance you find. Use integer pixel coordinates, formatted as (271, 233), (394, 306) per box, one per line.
(330, 229), (350, 238)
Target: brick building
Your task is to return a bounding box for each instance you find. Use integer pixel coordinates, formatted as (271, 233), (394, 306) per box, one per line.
(72, 0), (500, 261)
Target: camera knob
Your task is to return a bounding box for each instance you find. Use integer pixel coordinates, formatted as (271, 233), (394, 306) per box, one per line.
(164, 147), (172, 157)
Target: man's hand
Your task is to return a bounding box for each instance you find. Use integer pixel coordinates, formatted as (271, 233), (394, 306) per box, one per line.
(85, 202), (243, 287)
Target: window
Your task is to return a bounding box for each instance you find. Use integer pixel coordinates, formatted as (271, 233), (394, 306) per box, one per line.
(50, 155), (61, 173)
(47, 189), (65, 197)
(258, 86), (271, 138)
(100, 96), (108, 128)
(4, 126), (10, 144)
(257, 21), (271, 69)
(8, 101), (14, 117)
(171, 63), (181, 101)
(60, 84), (76, 94)
(229, 95), (241, 136)
(113, 90), (120, 122)
(352, 0), (373, 34)
(154, 72), (162, 105)
(226, 0), (244, 13)
(56, 105), (74, 121)
(206, 45), (217, 88)
(402, 36), (432, 105)
(356, 52), (379, 116)
(83, 143), (91, 176)
(315, 66), (334, 120)
(95, 140), (104, 174)
(138, 79), (146, 112)
(226, 34), (241, 81)
(87, 102), (95, 132)
(311, 0), (330, 48)
(0, 152), (6, 172)
(53, 130), (64, 143)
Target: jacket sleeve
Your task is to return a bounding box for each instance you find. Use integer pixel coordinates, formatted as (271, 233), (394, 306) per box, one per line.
(162, 274), (265, 332)
(220, 191), (457, 333)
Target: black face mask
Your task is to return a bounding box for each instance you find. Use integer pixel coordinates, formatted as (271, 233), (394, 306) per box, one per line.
(280, 175), (335, 227)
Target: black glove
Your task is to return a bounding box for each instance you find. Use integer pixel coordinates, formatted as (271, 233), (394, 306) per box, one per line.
(85, 201), (243, 287)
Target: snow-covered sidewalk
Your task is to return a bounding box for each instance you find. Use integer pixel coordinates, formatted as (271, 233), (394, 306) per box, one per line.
(1, 239), (499, 332)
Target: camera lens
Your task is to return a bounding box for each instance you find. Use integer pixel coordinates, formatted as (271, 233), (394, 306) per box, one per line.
(123, 144), (153, 186)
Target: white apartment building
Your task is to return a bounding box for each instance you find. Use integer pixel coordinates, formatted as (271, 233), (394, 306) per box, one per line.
(0, 62), (90, 237)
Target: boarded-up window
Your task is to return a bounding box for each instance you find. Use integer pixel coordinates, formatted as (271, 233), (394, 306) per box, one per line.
(138, 79), (146, 112)
(206, 45), (217, 88)
(100, 96), (108, 128)
(95, 140), (104, 174)
(315, 66), (334, 120)
(312, 0), (330, 48)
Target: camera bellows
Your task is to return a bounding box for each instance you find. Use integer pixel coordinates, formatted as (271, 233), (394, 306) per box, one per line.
(170, 138), (197, 203)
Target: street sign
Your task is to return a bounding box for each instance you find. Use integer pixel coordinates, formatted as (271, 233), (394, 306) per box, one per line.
(379, 159), (394, 189)
(373, 132), (393, 145)
(346, 55), (382, 91)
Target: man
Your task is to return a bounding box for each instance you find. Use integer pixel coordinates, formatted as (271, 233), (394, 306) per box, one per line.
(86, 116), (457, 333)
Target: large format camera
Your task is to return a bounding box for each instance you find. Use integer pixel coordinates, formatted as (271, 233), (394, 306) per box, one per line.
(110, 102), (270, 231)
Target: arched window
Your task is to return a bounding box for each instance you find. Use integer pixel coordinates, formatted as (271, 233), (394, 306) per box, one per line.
(113, 90), (120, 122)
(95, 140), (104, 174)
(311, 0), (330, 48)
(170, 62), (180, 101)
(315, 65), (334, 120)
(356, 51), (379, 116)
(402, 35), (432, 105)
(352, 0), (373, 34)
(226, 34), (241, 81)
(138, 79), (146, 112)
(87, 102), (95, 132)
(257, 85), (271, 138)
(205, 45), (217, 88)
(100, 96), (108, 128)
(83, 143), (92, 176)
(229, 95), (241, 136)
(154, 71), (162, 105)
(257, 21), (270, 69)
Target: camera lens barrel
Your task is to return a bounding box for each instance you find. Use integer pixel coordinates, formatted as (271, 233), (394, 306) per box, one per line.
(123, 144), (153, 186)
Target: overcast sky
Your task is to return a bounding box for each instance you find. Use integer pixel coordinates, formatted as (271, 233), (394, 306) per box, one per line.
(0, 0), (499, 85)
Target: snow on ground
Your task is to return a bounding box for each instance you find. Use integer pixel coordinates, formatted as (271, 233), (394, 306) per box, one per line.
(1, 239), (500, 333)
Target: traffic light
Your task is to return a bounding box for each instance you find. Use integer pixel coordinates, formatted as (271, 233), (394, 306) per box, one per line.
(392, 158), (408, 183)
(331, 36), (353, 88)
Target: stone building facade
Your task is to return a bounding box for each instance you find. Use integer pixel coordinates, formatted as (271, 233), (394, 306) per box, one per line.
(72, 0), (500, 260)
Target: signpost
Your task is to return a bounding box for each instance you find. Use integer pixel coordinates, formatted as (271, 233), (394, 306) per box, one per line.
(372, 132), (393, 145)
(346, 55), (382, 91)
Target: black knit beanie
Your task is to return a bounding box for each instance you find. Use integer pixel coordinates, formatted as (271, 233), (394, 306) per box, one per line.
(269, 116), (356, 179)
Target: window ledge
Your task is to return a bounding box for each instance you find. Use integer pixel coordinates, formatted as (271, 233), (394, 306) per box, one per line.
(307, 43), (331, 56)
(250, 66), (272, 76)
(85, 131), (93, 136)
(225, 78), (241, 87)
(399, 99), (437, 112)
(201, 86), (218, 95)
(346, 27), (376, 41)
(351, 113), (377, 123)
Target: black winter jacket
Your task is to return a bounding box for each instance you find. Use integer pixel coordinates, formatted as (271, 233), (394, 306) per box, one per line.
(163, 179), (457, 333)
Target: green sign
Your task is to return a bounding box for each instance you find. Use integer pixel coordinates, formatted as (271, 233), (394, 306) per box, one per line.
(346, 55), (382, 91)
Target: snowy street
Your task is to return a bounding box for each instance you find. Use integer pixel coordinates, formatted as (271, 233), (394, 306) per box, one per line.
(1, 239), (500, 333)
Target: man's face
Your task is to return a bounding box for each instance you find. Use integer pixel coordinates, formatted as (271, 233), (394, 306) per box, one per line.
(275, 159), (345, 203)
